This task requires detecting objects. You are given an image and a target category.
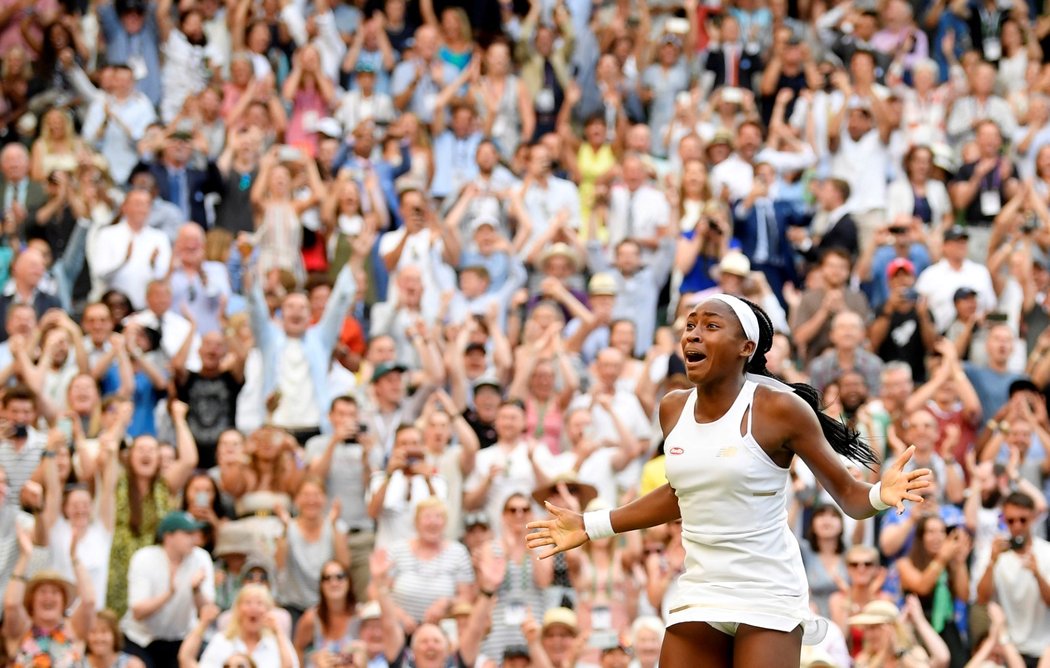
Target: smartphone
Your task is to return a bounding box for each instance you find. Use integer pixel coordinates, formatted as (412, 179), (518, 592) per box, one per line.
(193, 491), (210, 508)
(57, 417), (74, 442)
(986, 312), (1009, 324)
(278, 145), (303, 163)
(666, 17), (691, 34)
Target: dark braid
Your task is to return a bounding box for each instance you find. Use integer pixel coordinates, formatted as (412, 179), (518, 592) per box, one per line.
(737, 297), (879, 470)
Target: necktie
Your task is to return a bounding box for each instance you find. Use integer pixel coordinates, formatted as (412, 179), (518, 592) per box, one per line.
(625, 189), (637, 241)
(763, 200), (780, 263)
(727, 47), (738, 87)
(170, 170), (188, 219)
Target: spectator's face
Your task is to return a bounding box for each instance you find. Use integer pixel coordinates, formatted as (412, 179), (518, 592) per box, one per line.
(165, 528), (196, 558)
(820, 254), (850, 288)
(459, 270), (486, 298)
(566, 410), (592, 444)
(1002, 503), (1034, 539)
(880, 368), (913, 405)
(601, 649), (630, 668)
(281, 294), (311, 336)
(535, 26), (555, 56)
(528, 145), (552, 179)
(905, 411), (939, 452)
(295, 481), (326, 519)
(837, 372), (868, 411)
(853, 15), (877, 40)
(920, 517), (948, 554)
(476, 143), (499, 172)
(544, 256), (573, 279)
(123, 191), (152, 228)
(829, 315), (864, 352)
(615, 241), (641, 275)
(129, 437), (160, 477)
(721, 17), (740, 43)
(360, 618), (384, 654)
(416, 26), (439, 60)
(200, 333), (226, 371)
(86, 617), (118, 657)
(595, 350), (624, 386)
(542, 625), (577, 662)
(13, 249), (46, 287)
(810, 507), (842, 540)
(120, 8), (146, 34)
(975, 122), (1002, 156)
(847, 108), (873, 139)
(63, 488), (93, 526)
(1006, 420), (1033, 450)
(942, 238), (968, 264)
(426, 411), (452, 446)
(231, 58), (253, 86)
(495, 404), (525, 441)
(329, 399), (358, 435)
(907, 148), (932, 181)
(217, 431), (246, 465)
(609, 321), (635, 356)
(622, 159), (646, 191)
(474, 386), (501, 421)
(737, 125), (762, 159)
(45, 329), (71, 366)
(146, 282), (172, 315)
(845, 548), (878, 585)
(29, 584), (66, 624)
(4, 398), (35, 428)
(585, 119), (606, 145)
(367, 336), (397, 363)
(68, 375), (99, 414)
(463, 347), (487, 374)
(973, 64), (996, 97)
(236, 588), (270, 634)
(374, 371), (404, 405)
(411, 624), (449, 665)
(985, 326), (1014, 365)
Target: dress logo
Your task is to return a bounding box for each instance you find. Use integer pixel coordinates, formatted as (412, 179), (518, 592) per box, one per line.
(669, 447), (684, 455)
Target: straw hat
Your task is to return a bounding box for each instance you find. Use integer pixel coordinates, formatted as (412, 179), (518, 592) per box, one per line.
(848, 600), (900, 626)
(24, 570), (76, 611)
(531, 472), (599, 510)
(538, 243), (580, 272)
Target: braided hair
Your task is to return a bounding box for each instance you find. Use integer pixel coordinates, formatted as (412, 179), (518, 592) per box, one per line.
(737, 297), (880, 470)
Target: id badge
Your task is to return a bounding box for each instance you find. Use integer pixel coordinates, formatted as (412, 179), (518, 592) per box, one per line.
(591, 605), (612, 630)
(980, 190), (1002, 216)
(536, 88), (555, 113)
(129, 55), (148, 80)
(303, 110), (319, 131)
(504, 599), (526, 626)
(423, 92), (437, 115)
(983, 37), (1002, 61)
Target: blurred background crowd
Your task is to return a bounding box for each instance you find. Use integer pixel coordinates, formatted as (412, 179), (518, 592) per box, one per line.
(1, 0), (1050, 666)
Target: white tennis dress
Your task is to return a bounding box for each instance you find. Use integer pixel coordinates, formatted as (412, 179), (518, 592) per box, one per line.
(663, 380), (825, 643)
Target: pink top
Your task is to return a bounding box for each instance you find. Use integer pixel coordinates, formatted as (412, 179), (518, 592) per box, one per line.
(524, 397), (563, 454)
(285, 88), (327, 157)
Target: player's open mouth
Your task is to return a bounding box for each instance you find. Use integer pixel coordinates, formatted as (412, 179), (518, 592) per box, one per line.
(684, 351), (706, 364)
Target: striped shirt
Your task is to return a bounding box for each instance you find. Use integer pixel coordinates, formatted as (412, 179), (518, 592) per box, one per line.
(0, 430), (46, 507)
(388, 540), (474, 622)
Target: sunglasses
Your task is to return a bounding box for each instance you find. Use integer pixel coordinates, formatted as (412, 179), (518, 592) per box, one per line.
(244, 571), (269, 582)
(644, 547), (664, 556)
(847, 561), (876, 568)
(1004, 517), (1029, 526)
(224, 662), (251, 668)
(504, 506), (531, 515)
(321, 572), (348, 582)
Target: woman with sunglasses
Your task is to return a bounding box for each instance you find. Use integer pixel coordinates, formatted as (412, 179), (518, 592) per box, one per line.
(292, 561), (357, 667)
(799, 504), (849, 618)
(528, 295), (932, 667)
(828, 545), (891, 655)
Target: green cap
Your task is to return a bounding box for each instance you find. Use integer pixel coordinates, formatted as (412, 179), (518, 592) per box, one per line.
(158, 510), (206, 537)
(371, 361), (407, 383)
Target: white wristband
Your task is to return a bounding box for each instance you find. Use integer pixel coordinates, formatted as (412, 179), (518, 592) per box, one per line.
(869, 482), (891, 512)
(583, 509), (615, 541)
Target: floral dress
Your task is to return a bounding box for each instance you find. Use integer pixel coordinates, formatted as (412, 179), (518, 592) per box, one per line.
(105, 474), (171, 616)
(15, 621), (82, 668)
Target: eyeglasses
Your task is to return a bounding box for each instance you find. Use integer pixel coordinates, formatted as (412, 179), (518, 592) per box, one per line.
(643, 547), (664, 556)
(848, 561), (876, 568)
(1004, 517), (1029, 526)
(504, 506), (531, 515)
(223, 662), (251, 668)
(244, 571), (268, 583)
(321, 572), (348, 582)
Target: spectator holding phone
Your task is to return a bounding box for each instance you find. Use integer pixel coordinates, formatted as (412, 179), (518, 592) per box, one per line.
(976, 492), (1050, 665)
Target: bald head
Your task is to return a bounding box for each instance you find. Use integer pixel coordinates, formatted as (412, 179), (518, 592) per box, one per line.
(12, 248), (46, 288)
(1, 144), (29, 181)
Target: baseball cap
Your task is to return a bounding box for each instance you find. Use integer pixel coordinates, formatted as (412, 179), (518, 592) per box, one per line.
(463, 511), (490, 529)
(588, 272), (618, 296)
(157, 510), (206, 537)
(708, 129), (735, 148)
(473, 375), (502, 393)
(470, 215), (499, 234)
(542, 608), (579, 635)
(952, 287), (977, 301)
(359, 601), (381, 621)
(314, 117), (343, 139)
(354, 61), (377, 74)
(464, 342), (487, 355)
(170, 130), (194, 141)
(503, 646), (532, 661)
(371, 361), (407, 383)
(944, 225), (970, 242)
(886, 257), (915, 278)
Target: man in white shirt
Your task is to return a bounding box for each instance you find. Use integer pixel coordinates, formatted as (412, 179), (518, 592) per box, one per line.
(605, 154), (670, 258)
(367, 424), (448, 548)
(81, 64), (158, 184)
(91, 189), (172, 310)
(464, 401), (535, 531)
(122, 511), (215, 668)
(914, 226), (997, 332)
(521, 143), (582, 255)
(976, 492), (1050, 665)
(126, 279), (202, 372)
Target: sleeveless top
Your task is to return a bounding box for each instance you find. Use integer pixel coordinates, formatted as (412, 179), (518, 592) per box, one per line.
(662, 381), (825, 643)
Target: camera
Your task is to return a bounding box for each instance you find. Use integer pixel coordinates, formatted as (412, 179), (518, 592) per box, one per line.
(12, 424), (28, 439)
(1021, 217), (1039, 234)
(1009, 535), (1027, 551)
(887, 226), (908, 235)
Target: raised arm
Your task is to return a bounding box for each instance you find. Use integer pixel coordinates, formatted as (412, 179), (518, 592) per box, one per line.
(163, 401), (200, 494)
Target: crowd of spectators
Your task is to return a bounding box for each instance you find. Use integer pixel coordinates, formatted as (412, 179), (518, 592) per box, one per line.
(1, 0), (1050, 666)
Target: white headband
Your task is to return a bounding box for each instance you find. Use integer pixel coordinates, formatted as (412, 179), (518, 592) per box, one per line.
(707, 294), (760, 360)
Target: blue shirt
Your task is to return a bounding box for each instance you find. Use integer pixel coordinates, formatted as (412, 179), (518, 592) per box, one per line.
(964, 363), (1023, 422)
(98, 5), (163, 107)
(866, 244), (932, 310)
